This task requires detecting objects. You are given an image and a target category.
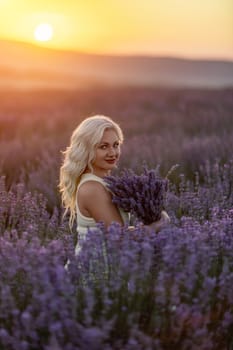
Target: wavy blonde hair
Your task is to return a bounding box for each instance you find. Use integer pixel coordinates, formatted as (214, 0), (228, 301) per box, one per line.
(59, 115), (124, 228)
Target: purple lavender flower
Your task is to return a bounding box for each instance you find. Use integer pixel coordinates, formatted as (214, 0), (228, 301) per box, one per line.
(105, 168), (168, 225)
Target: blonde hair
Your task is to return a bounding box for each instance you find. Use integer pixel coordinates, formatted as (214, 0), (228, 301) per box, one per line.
(59, 115), (124, 228)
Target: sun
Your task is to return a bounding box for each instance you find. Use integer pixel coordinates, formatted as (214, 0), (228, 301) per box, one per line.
(34, 23), (53, 42)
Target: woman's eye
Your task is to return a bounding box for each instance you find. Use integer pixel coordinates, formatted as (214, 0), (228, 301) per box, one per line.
(99, 143), (119, 150)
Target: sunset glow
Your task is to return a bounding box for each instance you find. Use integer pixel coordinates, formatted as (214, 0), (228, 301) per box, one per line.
(0, 0), (232, 59)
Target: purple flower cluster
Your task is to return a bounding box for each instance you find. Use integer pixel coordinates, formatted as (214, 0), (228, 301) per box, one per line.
(0, 88), (233, 349)
(105, 168), (168, 224)
(1, 213), (233, 349)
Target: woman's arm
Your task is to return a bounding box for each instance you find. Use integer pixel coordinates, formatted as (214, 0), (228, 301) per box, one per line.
(78, 181), (124, 227)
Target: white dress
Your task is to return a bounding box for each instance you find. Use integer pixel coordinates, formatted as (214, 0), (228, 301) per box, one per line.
(75, 173), (129, 255)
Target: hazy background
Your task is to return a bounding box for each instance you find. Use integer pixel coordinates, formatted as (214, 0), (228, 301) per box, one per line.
(0, 0), (232, 89)
(1, 0), (233, 58)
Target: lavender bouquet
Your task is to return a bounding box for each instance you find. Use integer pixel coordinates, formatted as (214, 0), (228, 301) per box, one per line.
(105, 168), (168, 225)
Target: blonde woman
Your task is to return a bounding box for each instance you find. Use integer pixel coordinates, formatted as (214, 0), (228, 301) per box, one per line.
(59, 115), (169, 254)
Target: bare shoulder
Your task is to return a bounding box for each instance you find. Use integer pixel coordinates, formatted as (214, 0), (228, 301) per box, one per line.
(78, 180), (123, 225)
(78, 181), (110, 201)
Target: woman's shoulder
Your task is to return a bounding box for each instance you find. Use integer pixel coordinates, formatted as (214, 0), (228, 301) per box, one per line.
(79, 173), (105, 186)
(78, 179), (111, 209)
(79, 179), (104, 192)
(78, 174), (108, 197)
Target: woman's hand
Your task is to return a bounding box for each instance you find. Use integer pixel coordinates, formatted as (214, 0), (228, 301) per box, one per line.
(148, 210), (170, 233)
(127, 210), (170, 234)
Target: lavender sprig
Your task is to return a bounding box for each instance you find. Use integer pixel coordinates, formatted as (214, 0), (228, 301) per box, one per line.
(105, 168), (168, 225)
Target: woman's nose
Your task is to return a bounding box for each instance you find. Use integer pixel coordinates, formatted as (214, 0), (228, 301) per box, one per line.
(108, 147), (116, 156)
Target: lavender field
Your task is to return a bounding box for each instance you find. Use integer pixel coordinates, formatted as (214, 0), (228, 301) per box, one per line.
(0, 87), (233, 350)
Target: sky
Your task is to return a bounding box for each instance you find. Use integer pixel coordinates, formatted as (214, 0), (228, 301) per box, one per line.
(0, 0), (232, 60)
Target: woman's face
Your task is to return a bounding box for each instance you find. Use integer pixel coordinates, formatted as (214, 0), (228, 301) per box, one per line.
(91, 128), (121, 177)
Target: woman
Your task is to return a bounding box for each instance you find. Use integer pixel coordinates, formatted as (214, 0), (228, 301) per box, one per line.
(59, 115), (169, 254)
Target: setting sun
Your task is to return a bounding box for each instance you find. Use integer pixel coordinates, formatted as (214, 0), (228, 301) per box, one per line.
(0, 0), (232, 59)
(34, 23), (53, 42)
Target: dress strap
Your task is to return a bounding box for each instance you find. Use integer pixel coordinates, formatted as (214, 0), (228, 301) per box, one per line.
(77, 173), (107, 191)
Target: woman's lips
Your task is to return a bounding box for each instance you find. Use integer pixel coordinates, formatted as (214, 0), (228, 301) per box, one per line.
(105, 159), (116, 164)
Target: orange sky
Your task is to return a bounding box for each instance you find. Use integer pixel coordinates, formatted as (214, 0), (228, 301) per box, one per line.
(0, 0), (232, 59)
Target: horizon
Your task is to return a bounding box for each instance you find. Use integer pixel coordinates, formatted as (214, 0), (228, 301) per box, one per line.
(1, 38), (233, 63)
